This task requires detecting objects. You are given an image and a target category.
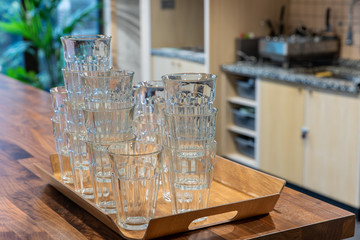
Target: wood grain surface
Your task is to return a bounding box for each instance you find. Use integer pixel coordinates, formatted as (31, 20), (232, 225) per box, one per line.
(0, 74), (355, 239)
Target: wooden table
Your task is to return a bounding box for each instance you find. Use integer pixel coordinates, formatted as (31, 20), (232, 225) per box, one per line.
(0, 74), (355, 239)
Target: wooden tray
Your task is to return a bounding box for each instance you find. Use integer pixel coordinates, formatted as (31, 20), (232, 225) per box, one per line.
(34, 154), (285, 240)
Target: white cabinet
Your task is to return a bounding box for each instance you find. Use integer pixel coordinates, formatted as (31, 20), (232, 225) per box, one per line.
(258, 79), (305, 186)
(151, 56), (205, 80)
(258, 79), (360, 208)
(303, 90), (360, 207)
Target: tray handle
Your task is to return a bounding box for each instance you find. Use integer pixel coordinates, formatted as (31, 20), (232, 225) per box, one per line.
(144, 194), (280, 239)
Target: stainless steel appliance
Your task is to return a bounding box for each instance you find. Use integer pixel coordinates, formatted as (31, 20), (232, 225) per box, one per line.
(258, 36), (340, 67)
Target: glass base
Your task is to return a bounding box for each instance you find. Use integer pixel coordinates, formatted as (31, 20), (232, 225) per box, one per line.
(118, 217), (148, 231)
(162, 192), (171, 202)
(61, 173), (73, 184)
(81, 188), (94, 199)
(98, 201), (117, 214)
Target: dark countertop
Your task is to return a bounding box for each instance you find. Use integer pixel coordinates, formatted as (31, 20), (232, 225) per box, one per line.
(151, 48), (205, 64)
(222, 60), (360, 95)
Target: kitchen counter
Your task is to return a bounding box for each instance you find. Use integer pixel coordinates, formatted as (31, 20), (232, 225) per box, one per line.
(151, 47), (205, 64)
(0, 74), (355, 239)
(222, 60), (360, 95)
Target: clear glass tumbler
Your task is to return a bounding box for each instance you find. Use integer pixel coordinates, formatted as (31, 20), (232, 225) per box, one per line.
(161, 73), (217, 112)
(168, 141), (217, 222)
(133, 80), (164, 118)
(108, 141), (162, 230)
(62, 69), (87, 107)
(50, 86), (67, 115)
(86, 136), (136, 214)
(51, 115), (73, 184)
(164, 106), (217, 153)
(61, 35), (112, 71)
(133, 114), (159, 142)
(83, 102), (135, 143)
(66, 131), (94, 199)
(50, 86), (73, 184)
(81, 70), (134, 104)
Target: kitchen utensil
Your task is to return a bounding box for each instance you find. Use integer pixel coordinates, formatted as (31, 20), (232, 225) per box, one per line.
(278, 5), (285, 35)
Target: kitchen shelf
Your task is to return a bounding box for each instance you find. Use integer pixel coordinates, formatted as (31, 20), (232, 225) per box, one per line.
(227, 96), (257, 108)
(227, 125), (256, 138)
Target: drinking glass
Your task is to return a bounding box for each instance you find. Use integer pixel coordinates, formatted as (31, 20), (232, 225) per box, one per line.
(164, 106), (217, 152)
(133, 80), (164, 118)
(86, 135), (136, 214)
(133, 114), (159, 142)
(162, 73), (217, 112)
(50, 86), (67, 115)
(108, 141), (162, 230)
(50, 86), (73, 184)
(64, 98), (87, 135)
(83, 102), (135, 143)
(51, 116), (72, 184)
(168, 141), (217, 221)
(61, 35), (112, 71)
(62, 69), (87, 107)
(159, 144), (173, 202)
(66, 131), (93, 199)
(81, 70), (134, 104)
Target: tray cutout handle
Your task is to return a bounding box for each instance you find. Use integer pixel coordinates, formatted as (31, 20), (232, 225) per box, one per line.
(143, 194), (280, 239)
(189, 210), (238, 230)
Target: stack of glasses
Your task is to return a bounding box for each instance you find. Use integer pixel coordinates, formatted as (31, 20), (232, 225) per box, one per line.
(50, 86), (73, 184)
(51, 35), (163, 230)
(60, 35), (113, 203)
(128, 74), (218, 219)
(49, 34), (219, 231)
(161, 73), (218, 219)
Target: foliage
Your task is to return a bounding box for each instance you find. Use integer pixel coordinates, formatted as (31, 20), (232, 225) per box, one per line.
(7, 66), (42, 88)
(0, 0), (100, 90)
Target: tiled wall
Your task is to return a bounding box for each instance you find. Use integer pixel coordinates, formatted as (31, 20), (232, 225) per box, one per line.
(287, 0), (360, 59)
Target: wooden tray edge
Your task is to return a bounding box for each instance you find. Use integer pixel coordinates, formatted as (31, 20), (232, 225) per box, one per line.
(34, 155), (285, 240)
(32, 162), (138, 240)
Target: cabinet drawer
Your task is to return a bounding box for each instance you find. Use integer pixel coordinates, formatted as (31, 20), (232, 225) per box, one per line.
(234, 134), (255, 159)
(232, 106), (255, 130)
(236, 78), (255, 100)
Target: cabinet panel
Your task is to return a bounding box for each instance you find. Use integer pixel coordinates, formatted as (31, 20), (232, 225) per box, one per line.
(304, 90), (360, 207)
(177, 59), (205, 73)
(151, 56), (205, 80)
(151, 56), (175, 80)
(259, 79), (305, 185)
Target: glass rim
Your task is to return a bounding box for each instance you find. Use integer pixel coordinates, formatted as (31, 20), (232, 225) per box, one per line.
(163, 140), (218, 150)
(61, 67), (113, 74)
(85, 134), (137, 146)
(80, 70), (135, 79)
(83, 102), (135, 110)
(60, 34), (112, 40)
(163, 106), (218, 117)
(161, 73), (217, 82)
(50, 86), (66, 93)
(108, 141), (163, 157)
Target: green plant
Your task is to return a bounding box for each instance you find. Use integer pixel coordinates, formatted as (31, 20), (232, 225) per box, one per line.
(0, 0), (100, 90)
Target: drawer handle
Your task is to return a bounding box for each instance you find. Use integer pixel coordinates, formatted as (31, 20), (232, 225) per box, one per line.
(301, 127), (309, 139)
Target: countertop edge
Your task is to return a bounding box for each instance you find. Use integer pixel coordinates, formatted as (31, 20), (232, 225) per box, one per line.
(221, 62), (360, 95)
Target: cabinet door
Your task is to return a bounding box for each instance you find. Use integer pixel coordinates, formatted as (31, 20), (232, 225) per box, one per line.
(151, 56), (176, 79)
(259, 79), (305, 185)
(303, 90), (360, 207)
(152, 56), (206, 79)
(177, 59), (206, 73)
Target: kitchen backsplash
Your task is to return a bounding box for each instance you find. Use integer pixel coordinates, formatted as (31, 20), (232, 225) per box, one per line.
(287, 0), (360, 60)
